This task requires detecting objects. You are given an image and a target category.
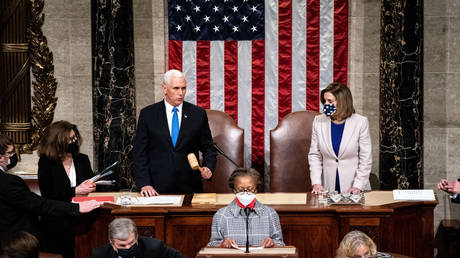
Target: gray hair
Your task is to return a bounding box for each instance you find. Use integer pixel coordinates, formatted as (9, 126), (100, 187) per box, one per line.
(163, 69), (185, 85)
(108, 218), (138, 241)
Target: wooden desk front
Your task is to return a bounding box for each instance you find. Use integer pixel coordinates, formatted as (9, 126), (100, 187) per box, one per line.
(75, 193), (437, 258)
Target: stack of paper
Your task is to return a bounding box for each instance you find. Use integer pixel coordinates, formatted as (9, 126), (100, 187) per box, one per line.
(393, 189), (435, 201)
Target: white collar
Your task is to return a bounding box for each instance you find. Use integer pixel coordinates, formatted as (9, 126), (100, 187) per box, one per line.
(164, 100), (183, 114)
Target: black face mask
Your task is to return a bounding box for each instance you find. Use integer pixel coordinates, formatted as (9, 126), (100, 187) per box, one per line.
(117, 243), (138, 258)
(67, 142), (79, 155)
(7, 153), (18, 170)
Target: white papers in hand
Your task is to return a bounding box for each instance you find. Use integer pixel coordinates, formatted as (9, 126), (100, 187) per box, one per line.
(393, 189), (435, 201)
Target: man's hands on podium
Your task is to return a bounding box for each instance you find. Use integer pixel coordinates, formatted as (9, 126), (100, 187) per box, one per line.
(201, 166), (212, 180)
(78, 200), (100, 213)
(140, 185), (159, 197)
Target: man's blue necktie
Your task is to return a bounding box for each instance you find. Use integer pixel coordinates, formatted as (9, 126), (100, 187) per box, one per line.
(171, 107), (179, 147)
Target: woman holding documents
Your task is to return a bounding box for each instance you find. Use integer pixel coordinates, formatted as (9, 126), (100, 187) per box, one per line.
(309, 82), (372, 194)
(208, 168), (285, 248)
(38, 121), (96, 257)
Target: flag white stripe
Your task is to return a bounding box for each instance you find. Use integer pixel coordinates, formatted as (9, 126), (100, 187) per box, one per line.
(238, 41), (252, 168)
(264, 0), (279, 186)
(292, 0), (307, 112)
(210, 41), (224, 111)
(319, 0), (334, 94)
(183, 41), (197, 105)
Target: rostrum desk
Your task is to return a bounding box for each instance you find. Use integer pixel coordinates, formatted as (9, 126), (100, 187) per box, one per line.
(75, 192), (437, 258)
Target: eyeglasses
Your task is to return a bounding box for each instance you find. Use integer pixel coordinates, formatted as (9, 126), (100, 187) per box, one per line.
(350, 255), (373, 258)
(4, 150), (15, 157)
(234, 187), (257, 194)
(67, 135), (79, 142)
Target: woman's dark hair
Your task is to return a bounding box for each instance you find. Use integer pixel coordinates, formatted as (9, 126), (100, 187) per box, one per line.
(38, 120), (82, 161)
(1, 231), (39, 258)
(320, 82), (355, 120)
(228, 167), (263, 192)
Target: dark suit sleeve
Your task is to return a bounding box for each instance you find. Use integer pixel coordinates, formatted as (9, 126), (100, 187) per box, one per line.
(140, 237), (185, 258)
(1, 175), (79, 216)
(199, 109), (217, 173)
(453, 194), (460, 204)
(133, 108), (153, 189)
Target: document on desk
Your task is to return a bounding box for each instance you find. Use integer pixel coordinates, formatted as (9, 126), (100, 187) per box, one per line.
(137, 196), (182, 205)
(393, 189), (435, 201)
(231, 244), (263, 251)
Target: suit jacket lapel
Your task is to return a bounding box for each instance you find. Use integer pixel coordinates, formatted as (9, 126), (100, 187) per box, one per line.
(176, 102), (189, 148)
(320, 116), (338, 159)
(338, 114), (355, 158)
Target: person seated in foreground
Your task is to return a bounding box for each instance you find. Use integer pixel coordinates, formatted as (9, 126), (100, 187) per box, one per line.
(336, 230), (392, 258)
(91, 218), (183, 258)
(207, 168), (285, 248)
(1, 231), (39, 258)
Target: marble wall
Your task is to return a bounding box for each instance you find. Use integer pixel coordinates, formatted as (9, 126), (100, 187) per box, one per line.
(424, 0), (460, 226)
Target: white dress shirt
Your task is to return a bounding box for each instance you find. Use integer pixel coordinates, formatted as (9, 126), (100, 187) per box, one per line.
(164, 100), (183, 136)
(68, 160), (76, 187)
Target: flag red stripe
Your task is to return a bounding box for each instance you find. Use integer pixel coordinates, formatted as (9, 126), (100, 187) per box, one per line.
(333, 0), (348, 84)
(224, 41), (238, 123)
(168, 40), (182, 71)
(278, 0), (293, 120)
(196, 41), (211, 109)
(306, 0), (320, 111)
(251, 40), (265, 166)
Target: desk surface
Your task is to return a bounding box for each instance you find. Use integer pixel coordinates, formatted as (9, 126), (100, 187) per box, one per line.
(76, 191), (437, 258)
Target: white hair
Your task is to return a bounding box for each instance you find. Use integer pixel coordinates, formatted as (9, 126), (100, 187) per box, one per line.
(163, 69), (185, 85)
(109, 218), (138, 241)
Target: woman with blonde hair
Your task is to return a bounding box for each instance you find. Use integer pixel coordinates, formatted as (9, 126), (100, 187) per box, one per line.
(38, 121), (96, 257)
(336, 231), (392, 258)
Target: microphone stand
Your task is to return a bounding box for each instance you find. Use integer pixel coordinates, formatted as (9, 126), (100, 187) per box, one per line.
(244, 207), (251, 253)
(212, 142), (239, 167)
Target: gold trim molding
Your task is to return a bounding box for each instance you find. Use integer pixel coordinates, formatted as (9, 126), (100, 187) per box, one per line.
(0, 122), (32, 131)
(21, 0), (58, 153)
(1, 43), (29, 52)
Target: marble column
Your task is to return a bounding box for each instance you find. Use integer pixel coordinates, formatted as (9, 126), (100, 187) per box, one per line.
(379, 0), (423, 189)
(92, 0), (136, 190)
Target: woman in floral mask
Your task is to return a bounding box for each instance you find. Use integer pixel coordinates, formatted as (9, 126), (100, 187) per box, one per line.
(309, 82), (372, 194)
(207, 168), (285, 248)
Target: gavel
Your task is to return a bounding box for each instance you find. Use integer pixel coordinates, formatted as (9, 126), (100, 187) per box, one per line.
(187, 153), (204, 173)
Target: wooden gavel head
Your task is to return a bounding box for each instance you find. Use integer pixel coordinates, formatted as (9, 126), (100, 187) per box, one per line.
(187, 153), (201, 171)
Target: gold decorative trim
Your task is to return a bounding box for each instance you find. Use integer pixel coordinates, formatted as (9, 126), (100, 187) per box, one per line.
(0, 123), (32, 131)
(1, 43), (29, 52)
(21, 0), (58, 153)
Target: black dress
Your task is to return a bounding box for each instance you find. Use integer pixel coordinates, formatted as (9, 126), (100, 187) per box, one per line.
(38, 153), (94, 258)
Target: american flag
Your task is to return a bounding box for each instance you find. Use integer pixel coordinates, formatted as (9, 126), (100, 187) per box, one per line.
(168, 0), (348, 177)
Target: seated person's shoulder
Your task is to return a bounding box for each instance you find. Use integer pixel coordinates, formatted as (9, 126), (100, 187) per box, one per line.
(90, 243), (113, 258)
(140, 236), (184, 258)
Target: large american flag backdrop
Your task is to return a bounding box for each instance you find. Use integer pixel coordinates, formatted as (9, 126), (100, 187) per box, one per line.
(168, 0), (348, 176)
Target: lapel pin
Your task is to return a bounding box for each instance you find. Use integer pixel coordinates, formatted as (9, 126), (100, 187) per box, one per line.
(184, 114), (188, 118)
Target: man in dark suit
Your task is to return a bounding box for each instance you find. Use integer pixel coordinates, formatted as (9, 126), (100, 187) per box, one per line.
(0, 134), (100, 243)
(133, 69), (217, 196)
(91, 218), (183, 258)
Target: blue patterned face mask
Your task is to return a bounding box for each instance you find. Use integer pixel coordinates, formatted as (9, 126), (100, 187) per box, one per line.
(323, 103), (336, 117)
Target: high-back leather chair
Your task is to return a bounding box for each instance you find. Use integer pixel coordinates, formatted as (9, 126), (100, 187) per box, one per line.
(270, 110), (319, 192)
(203, 110), (244, 193)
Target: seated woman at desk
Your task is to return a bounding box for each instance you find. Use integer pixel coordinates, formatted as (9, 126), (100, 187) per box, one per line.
(336, 230), (392, 258)
(207, 168), (285, 248)
(38, 121), (96, 257)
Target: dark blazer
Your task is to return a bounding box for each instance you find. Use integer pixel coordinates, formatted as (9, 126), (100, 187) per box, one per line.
(37, 153), (94, 257)
(91, 236), (184, 258)
(133, 100), (217, 193)
(0, 170), (79, 242)
(452, 194), (460, 203)
(38, 153), (94, 202)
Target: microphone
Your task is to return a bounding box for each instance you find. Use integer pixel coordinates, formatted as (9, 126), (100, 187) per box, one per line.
(211, 142), (239, 167)
(187, 153), (204, 173)
(244, 207), (253, 253)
